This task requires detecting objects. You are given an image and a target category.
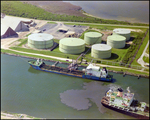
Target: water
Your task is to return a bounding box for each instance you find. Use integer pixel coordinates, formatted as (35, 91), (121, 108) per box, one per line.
(64, 1), (149, 24)
(1, 54), (149, 119)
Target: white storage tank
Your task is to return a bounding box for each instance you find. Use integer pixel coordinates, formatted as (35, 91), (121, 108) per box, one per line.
(28, 33), (53, 49)
(113, 28), (130, 41)
(59, 38), (85, 54)
(107, 35), (126, 49)
(91, 44), (112, 59)
(84, 32), (102, 45)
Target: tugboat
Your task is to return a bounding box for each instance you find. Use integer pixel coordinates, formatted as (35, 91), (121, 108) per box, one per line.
(101, 87), (149, 119)
(28, 58), (113, 82)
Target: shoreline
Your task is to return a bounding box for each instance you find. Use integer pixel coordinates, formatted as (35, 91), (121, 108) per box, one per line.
(1, 52), (149, 78)
(1, 111), (41, 119)
(82, 10), (149, 24)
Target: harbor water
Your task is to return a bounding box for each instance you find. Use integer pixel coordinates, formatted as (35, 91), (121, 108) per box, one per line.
(65, 1), (149, 24)
(1, 54), (149, 119)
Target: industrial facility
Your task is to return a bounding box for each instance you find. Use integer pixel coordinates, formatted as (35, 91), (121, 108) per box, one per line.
(91, 44), (112, 59)
(107, 35), (126, 49)
(59, 38), (85, 54)
(113, 28), (131, 41)
(84, 32), (102, 45)
(28, 33), (54, 49)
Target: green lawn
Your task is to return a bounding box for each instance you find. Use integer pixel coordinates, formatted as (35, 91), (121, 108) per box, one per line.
(143, 56), (149, 63)
(64, 23), (148, 31)
(132, 30), (149, 65)
(146, 45), (149, 54)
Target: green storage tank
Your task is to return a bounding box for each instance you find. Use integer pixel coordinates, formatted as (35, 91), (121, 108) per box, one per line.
(59, 38), (85, 54)
(107, 35), (126, 49)
(28, 33), (53, 49)
(113, 28), (130, 41)
(84, 32), (102, 45)
(91, 44), (112, 59)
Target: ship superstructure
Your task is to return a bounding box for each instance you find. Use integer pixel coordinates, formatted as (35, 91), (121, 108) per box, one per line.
(101, 87), (149, 119)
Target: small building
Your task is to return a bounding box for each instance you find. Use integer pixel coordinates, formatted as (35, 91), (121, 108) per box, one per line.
(58, 28), (68, 33)
(65, 31), (75, 37)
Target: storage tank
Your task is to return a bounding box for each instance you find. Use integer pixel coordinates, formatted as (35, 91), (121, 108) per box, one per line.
(91, 44), (112, 59)
(59, 38), (85, 54)
(84, 32), (102, 45)
(113, 28), (130, 41)
(28, 33), (53, 49)
(107, 35), (126, 49)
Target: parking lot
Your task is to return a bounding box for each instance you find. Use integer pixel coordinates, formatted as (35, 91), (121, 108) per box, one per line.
(38, 22), (89, 40)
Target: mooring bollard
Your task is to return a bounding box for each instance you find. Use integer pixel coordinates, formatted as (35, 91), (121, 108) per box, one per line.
(123, 73), (126, 77)
(138, 75), (141, 79)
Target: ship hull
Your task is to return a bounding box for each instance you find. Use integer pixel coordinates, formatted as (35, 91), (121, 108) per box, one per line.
(101, 98), (149, 119)
(28, 62), (113, 82)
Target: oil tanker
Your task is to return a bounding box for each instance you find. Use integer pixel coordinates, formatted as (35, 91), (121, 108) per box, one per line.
(101, 87), (149, 119)
(28, 59), (113, 82)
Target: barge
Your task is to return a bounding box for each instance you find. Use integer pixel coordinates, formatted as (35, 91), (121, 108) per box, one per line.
(28, 59), (113, 82)
(101, 87), (149, 119)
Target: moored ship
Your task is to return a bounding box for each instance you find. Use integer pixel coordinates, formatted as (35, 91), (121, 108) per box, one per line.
(101, 87), (149, 119)
(28, 59), (113, 82)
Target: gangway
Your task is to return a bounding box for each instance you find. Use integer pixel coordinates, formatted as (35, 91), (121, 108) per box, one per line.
(52, 61), (59, 67)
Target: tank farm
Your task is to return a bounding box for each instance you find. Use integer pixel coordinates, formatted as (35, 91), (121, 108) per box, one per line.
(27, 31), (115, 77)
(27, 28), (134, 80)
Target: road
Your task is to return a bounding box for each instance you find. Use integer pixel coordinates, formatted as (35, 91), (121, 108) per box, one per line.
(137, 40), (149, 67)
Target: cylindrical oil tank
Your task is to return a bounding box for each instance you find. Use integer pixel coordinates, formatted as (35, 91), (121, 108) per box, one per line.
(91, 44), (112, 59)
(113, 28), (130, 41)
(28, 33), (53, 49)
(59, 38), (85, 54)
(84, 32), (102, 45)
(107, 35), (126, 49)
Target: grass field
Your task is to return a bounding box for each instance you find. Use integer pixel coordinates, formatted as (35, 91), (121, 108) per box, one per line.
(132, 30), (149, 65)
(143, 56), (149, 63)
(146, 45), (149, 54)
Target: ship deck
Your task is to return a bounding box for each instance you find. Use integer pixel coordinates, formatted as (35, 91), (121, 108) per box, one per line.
(101, 96), (149, 118)
(40, 63), (85, 76)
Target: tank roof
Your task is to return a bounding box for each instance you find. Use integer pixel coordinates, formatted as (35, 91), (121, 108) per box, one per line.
(92, 44), (112, 51)
(60, 38), (85, 46)
(107, 35), (126, 41)
(28, 33), (53, 41)
(85, 32), (102, 37)
(113, 28), (131, 34)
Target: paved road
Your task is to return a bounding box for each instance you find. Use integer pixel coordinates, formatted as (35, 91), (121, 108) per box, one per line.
(137, 40), (149, 67)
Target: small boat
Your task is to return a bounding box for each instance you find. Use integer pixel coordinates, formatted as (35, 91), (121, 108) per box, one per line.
(101, 87), (149, 119)
(28, 58), (113, 82)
